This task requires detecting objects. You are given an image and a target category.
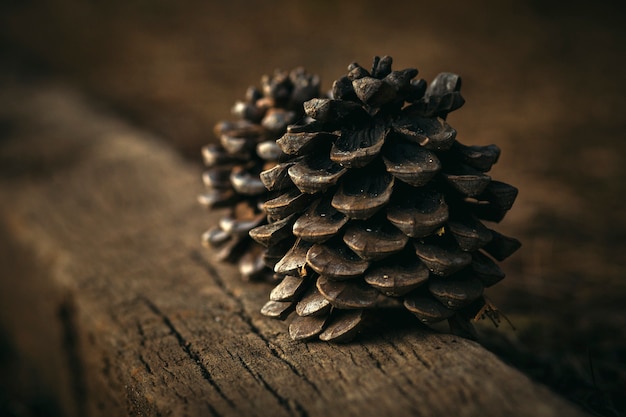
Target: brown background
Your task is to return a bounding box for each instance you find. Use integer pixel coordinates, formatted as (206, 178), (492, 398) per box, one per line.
(1, 0), (625, 415)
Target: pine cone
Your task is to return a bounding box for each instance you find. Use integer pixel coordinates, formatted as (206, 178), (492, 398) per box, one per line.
(249, 56), (521, 342)
(199, 68), (321, 280)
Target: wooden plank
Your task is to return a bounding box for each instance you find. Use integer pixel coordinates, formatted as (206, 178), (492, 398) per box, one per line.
(0, 82), (588, 417)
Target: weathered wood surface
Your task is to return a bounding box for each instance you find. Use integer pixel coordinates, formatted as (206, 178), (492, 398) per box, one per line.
(0, 82), (588, 417)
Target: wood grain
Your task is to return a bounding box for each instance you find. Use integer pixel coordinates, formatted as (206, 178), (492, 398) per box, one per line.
(0, 82), (588, 417)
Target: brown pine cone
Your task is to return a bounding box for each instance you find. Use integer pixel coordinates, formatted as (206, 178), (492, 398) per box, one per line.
(199, 68), (321, 280)
(249, 56), (521, 342)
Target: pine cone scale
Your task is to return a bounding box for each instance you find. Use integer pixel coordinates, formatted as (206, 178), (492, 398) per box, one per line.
(248, 213), (296, 247)
(392, 115), (457, 151)
(318, 309), (364, 343)
(295, 284), (332, 317)
(229, 166), (267, 195)
(414, 241), (473, 276)
(274, 238), (313, 275)
(442, 167), (492, 198)
(447, 216), (493, 252)
(364, 258), (429, 296)
(202, 168), (232, 189)
(292, 197), (348, 243)
(277, 131), (337, 156)
(403, 294), (455, 324)
(478, 180), (519, 210)
(330, 125), (388, 168)
(288, 155), (347, 194)
(450, 142), (501, 172)
(482, 230), (522, 261)
(306, 240), (370, 279)
(382, 139), (441, 186)
(269, 275), (308, 302)
(471, 251), (505, 287)
(386, 187), (449, 238)
(429, 275), (484, 309)
(263, 189), (314, 219)
(331, 170), (394, 219)
(342, 220), (408, 261)
(316, 276), (379, 309)
(289, 314), (329, 341)
(260, 161), (297, 192)
(260, 300), (294, 320)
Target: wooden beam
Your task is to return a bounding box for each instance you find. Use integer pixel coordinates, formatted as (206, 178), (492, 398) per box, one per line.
(0, 82), (588, 417)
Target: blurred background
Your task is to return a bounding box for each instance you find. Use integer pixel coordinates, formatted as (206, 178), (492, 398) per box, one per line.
(1, 0), (624, 415)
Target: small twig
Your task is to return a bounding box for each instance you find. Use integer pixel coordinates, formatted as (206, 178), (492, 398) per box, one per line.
(473, 296), (516, 331)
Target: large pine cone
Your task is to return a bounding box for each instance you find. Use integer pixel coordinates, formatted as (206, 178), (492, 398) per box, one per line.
(199, 68), (321, 280)
(249, 56), (521, 342)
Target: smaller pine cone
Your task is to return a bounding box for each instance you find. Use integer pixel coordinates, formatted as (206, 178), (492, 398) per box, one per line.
(249, 56), (521, 342)
(199, 68), (321, 280)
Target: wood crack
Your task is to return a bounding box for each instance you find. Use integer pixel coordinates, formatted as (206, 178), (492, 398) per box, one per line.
(138, 354), (153, 375)
(237, 355), (309, 417)
(189, 249), (323, 396)
(407, 343), (434, 370)
(139, 295), (236, 410)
